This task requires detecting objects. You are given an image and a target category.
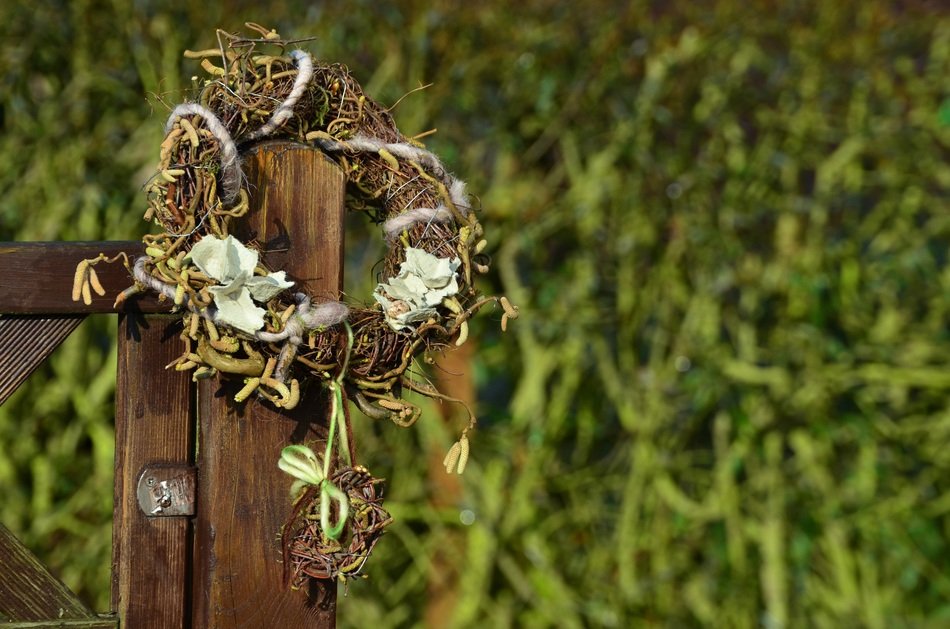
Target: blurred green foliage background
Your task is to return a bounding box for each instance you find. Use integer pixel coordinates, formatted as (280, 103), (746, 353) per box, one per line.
(1, 1), (949, 627)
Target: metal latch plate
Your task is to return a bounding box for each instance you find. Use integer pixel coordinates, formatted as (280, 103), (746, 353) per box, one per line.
(136, 465), (196, 517)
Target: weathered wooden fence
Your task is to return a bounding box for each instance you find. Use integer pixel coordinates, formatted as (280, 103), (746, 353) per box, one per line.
(0, 143), (341, 628)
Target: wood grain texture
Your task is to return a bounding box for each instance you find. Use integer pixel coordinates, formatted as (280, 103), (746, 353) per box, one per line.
(231, 142), (345, 296)
(0, 522), (94, 621)
(0, 242), (167, 314)
(192, 143), (344, 628)
(1, 618), (118, 628)
(113, 314), (193, 629)
(0, 315), (84, 407)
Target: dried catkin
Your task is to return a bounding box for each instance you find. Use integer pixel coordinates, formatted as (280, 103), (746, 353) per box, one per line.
(443, 441), (462, 474)
(457, 435), (470, 474)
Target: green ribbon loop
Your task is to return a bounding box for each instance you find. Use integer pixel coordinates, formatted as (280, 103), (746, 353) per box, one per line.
(278, 444), (350, 540)
(278, 444), (325, 486)
(320, 479), (350, 540)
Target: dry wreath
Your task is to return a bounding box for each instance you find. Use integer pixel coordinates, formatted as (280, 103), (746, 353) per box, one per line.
(71, 24), (517, 585)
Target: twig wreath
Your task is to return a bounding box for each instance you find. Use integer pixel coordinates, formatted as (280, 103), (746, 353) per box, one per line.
(72, 24), (517, 586)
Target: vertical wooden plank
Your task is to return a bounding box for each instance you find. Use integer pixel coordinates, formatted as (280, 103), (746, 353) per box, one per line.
(113, 315), (192, 629)
(192, 143), (344, 628)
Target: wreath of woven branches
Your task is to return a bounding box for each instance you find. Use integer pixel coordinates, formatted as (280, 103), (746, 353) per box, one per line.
(282, 465), (391, 587)
(73, 25), (517, 443)
(72, 24), (517, 584)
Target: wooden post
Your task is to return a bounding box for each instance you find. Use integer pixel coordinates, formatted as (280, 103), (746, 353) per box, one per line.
(113, 315), (194, 629)
(191, 142), (344, 628)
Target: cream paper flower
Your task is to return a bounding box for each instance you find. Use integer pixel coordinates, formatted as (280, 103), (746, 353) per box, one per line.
(373, 247), (461, 331)
(188, 235), (294, 334)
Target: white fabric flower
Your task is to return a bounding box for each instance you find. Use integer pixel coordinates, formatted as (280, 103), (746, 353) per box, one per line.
(188, 235), (294, 334)
(373, 247), (461, 331)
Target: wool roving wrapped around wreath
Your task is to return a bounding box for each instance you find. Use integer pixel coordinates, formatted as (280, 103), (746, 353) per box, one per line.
(71, 24), (517, 586)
